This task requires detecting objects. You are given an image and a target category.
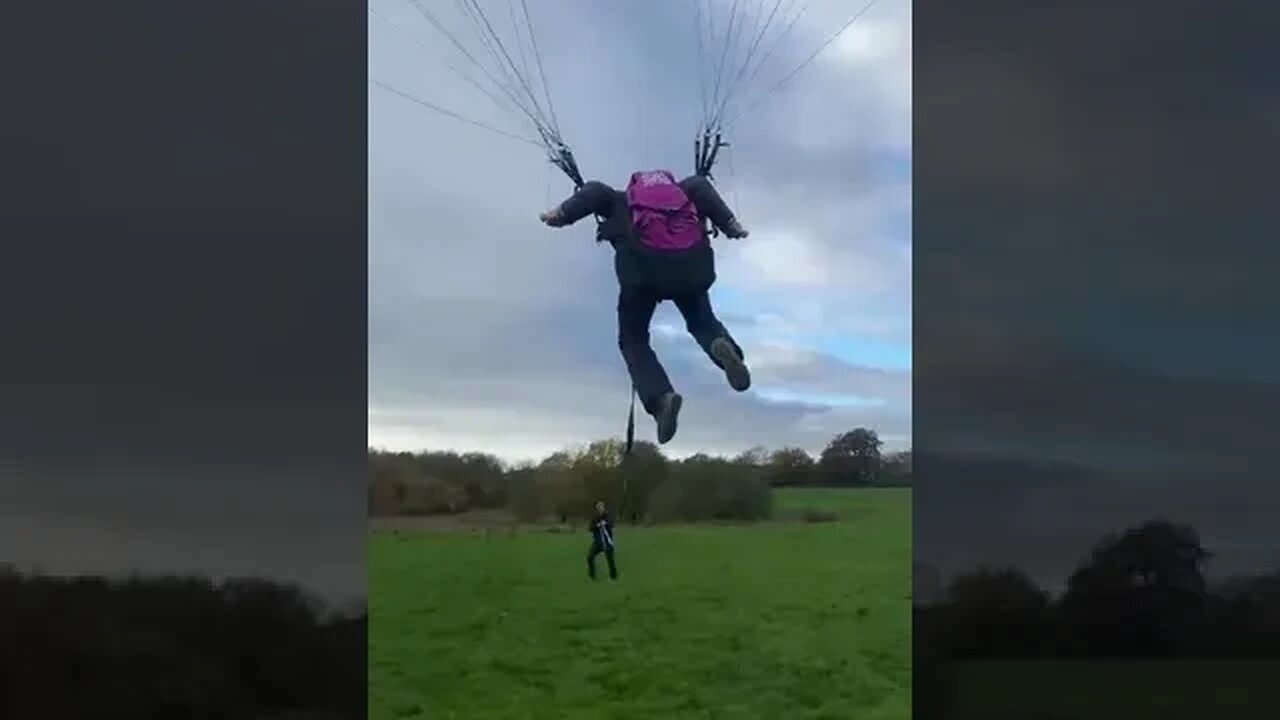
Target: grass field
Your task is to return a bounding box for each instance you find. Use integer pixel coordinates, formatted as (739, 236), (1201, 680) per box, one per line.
(369, 488), (911, 720)
(950, 660), (1280, 718)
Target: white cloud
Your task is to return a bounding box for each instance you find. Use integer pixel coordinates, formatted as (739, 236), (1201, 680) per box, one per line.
(738, 227), (832, 287)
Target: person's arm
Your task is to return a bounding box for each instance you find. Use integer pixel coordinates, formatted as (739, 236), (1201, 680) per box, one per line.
(679, 175), (749, 238)
(540, 181), (616, 227)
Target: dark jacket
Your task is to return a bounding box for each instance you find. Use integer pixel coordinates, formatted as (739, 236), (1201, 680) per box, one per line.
(589, 511), (615, 548)
(552, 174), (741, 294)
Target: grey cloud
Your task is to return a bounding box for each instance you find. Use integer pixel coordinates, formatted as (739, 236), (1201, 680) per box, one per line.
(9, 0), (367, 603)
(915, 1), (1280, 582)
(370, 282), (910, 459)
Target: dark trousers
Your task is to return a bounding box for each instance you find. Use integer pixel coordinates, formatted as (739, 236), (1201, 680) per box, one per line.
(588, 541), (617, 580)
(617, 287), (741, 415)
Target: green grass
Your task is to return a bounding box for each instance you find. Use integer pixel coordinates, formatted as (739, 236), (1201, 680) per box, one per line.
(950, 660), (1280, 718)
(369, 488), (911, 720)
(774, 486), (906, 516)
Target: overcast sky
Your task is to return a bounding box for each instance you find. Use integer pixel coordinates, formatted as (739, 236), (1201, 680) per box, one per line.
(9, 1), (368, 605)
(368, 0), (912, 464)
(913, 0), (1280, 591)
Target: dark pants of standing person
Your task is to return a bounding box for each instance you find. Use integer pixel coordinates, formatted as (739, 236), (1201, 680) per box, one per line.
(587, 541), (618, 580)
(617, 288), (742, 415)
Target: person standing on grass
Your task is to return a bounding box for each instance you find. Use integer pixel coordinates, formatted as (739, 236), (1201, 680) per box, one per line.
(587, 500), (618, 581)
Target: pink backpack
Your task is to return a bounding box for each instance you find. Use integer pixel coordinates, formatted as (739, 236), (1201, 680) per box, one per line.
(625, 170), (704, 251)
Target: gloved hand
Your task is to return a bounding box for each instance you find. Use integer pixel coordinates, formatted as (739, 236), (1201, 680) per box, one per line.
(724, 218), (749, 239)
(539, 207), (564, 226)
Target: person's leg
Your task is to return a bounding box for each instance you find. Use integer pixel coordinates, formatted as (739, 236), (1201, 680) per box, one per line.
(605, 547), (618, 580)
(618, 287), (671, 411)
(671, 291), (731, 358)
(587, 543), (600, 580)
(618, 286), (683, 442)
(672, 291), (750, 391)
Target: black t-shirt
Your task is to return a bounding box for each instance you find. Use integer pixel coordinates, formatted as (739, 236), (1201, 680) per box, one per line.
(589, 511), (614, 547)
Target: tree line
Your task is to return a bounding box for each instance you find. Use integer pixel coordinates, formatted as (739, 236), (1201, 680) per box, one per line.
(0, 566), (365, 718)
(915, 519), (1280, 659)
(369, 427), (910, 523)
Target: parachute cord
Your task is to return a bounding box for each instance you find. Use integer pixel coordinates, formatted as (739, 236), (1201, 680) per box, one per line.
(726, 0), (882, 131)
(544, 159), (553, 207)
(728, 145), (739, 216)
(460, 0), (556, 137)
(409, 0), (549, 137)
(369, 79), (544, 148)
(621, 388), (636, 524)
(625, 389), (636, 457)
(710, 0), (788, 129)
(694, 0), (711, 130)
(369, 8), (523, 120)
(519, 0), (563, 139)
(709, 0), (744, 124)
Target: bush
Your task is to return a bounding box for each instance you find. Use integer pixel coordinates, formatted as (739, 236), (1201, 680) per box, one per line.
(402, 479), (466, 515)
(367, 448), (509, 516)
(650, 457), (773, 522)
(799, 507), (840, 523)
(505, 467), (545, 522)
(372, 439), (904, 525)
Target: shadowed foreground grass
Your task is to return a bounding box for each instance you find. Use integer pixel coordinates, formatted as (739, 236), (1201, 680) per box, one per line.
(369, 488), (910, 720)
(951, 660), (1280, 719)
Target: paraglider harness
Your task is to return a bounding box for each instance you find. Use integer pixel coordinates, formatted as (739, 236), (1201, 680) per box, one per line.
(549, 134), (728, 523)
(544, 130), (727, 460)
(615, 131), (731, 460)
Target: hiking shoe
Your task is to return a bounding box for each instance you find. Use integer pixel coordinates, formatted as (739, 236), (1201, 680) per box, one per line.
(654, 391), (682, 445)
(710, 337), (751, 392)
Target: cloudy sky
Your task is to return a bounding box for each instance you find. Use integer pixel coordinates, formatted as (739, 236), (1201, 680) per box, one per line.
(913, 0), (1280, 591)
(9, 1), (368, 605)
(368, 0), (912, 464)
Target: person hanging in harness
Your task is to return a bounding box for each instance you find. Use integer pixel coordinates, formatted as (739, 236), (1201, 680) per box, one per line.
(539, 170), (751, 445)
(587, 500), (618, 581)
